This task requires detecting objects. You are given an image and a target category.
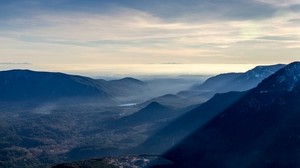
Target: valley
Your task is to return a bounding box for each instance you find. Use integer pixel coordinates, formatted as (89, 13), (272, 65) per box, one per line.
(0, 63), (286, 167)
(2, 0), (299, 167)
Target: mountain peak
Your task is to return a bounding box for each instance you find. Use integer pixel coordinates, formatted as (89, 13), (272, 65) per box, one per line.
(144, 102), (166, 111)
(191, 63), (285, 94)
(281, 61), (300, 78)
(257, 61), (300, 92)
(236, 64), (285, 80)
(251, 64), (285, 72)
(161, 62), (300, 168)
(111, 77), (144, 85)
(121, 77), (141, 81)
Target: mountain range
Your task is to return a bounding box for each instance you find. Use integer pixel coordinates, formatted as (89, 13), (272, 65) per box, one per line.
(192, 64), (285, 93)
(135, 91), (246, 155)
(0, 69), (113, 103)
(177, 64), (285, 99)
(0, 62), (295, 168)
(123, 64), (286, 156)
(0, 70), (151, 105)
(159, 62), (300, 168)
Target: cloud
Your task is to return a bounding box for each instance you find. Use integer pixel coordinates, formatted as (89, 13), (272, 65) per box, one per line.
(0, 8), (235, 64)
(255, 0), (300, 8)
(0, 1), (299, 74)
(0, 61), (32, 71)
(254, 0), (300, 7)
(0, 62), (31, 65)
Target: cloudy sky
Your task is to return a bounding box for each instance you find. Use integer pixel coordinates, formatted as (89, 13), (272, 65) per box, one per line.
(0, 0), (299, 76)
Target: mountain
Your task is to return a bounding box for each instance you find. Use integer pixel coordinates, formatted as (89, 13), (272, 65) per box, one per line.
(109, 77), (145, 86)
(102, 77), (149, 103)
(65, 102), (180, 162)
(0, 70), (113, 103)
(179, 64), (285, 98)
(160, 62), (300, 168)
(136, 91), (246, 154)
(141, 94), (187, 108)
(111, 102), (175, 128)
(221, 64), (286, 92)
(191, 73), (242, 92)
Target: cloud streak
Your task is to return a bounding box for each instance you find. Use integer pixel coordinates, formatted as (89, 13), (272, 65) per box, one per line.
(0, 62), (31, 65)
(254, 0), (300, 7)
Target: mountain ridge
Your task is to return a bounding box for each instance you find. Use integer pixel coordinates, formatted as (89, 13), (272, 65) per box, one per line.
(161, 61), (300, 168)
(189, 64), (285, 94)
(0, 69), (152, 105)
(0, 69), (114, 103)
(135, 91), (246, 155)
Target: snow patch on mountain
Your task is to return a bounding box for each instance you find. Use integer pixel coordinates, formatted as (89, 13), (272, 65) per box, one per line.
(276, 62), (300, 91)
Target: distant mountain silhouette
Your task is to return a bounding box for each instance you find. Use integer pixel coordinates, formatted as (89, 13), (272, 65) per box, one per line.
(0, 70), (154, 105)
(160, 62), (300, 168)
(0, 70), (113, 103)
(192, 73), (242, 92)
(178, 64), (285, 99)
(100, 77), (149, 103)
(110, 77), (145, 86)
(141, 94), (187, 108)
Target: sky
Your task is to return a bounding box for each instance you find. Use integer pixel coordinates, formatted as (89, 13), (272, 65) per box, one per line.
(0, 0), (299, 76)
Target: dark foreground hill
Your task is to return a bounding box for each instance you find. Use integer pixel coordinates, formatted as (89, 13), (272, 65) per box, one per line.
(160, 62), (300, 168)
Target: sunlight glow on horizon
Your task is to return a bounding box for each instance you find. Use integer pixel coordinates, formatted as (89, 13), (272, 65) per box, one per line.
(0, 0), (299, 76)
(0, 63), (269, 77)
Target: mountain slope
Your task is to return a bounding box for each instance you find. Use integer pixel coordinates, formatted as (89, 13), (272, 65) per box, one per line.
(175, 64), (285, 108)
(188, 64), (285, 94)
(0, 69), (113, 103)
(136, 91), (246, 154)
(112, 102), (175, 127)
(192, 73), (242, 92)
(222, 64), (286, 92)
(104, 77), (149, 103)
(161, 62), (300, 168)
(141, 94), (188, 108)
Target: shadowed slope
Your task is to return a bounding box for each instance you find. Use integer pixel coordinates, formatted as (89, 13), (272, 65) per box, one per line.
(136, 91), (246, 154)
(162, 62), (300, 168)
